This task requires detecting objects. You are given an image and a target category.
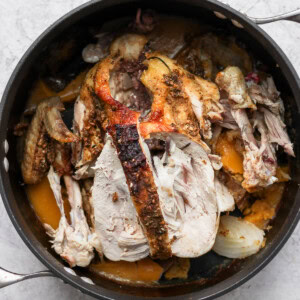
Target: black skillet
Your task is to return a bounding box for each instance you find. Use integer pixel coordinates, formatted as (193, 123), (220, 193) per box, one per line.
(0, 1), (300, 299)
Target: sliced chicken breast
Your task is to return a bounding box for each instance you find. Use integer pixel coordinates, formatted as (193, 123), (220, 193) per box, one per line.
(94, 53), (172, 259)
(91, 136), (149, 262)
(142, 132), (220, 257)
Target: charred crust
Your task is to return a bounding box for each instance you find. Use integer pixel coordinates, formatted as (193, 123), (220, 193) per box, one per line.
(33, 129), (52, 176)
(162, 70), (201, 140)
(110, 124), (171, 259)
(163, 71), (184, 99)
(80, 90), (104, 163)
(52, 142), (72, 176)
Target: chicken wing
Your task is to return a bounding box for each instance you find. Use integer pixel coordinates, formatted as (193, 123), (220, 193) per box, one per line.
(22, 97), (78, 184)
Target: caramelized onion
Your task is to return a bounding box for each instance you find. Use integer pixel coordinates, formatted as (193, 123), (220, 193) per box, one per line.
(213, 216), (265, 259)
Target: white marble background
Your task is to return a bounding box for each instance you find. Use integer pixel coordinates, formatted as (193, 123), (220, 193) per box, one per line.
(0, 0), (299, 299)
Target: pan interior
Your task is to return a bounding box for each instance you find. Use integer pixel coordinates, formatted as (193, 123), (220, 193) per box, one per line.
(1, 0), (300, 298)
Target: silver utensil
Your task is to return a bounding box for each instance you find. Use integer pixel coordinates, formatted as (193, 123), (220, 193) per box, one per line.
(0, 267), (54, 288)
(246, 8), (300, 24)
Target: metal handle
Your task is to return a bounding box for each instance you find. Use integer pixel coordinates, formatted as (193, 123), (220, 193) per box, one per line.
(0, 266), (54, 288)
(245, 8), (300, 25)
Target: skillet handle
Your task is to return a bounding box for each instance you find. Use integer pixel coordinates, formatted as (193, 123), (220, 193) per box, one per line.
(0, 266), (54, 288)
(245, 8), (300, 24)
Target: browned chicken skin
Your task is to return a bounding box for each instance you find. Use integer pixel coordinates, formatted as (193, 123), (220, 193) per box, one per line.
(93, 47), (172, 259)
(21, 97), (78, 184)
(140, 53), (201, 140)
(108, 124), (172, 259)
(16, 12), (294, 268)
(139, 53), (222, 150)
(72, 65), (105, 172)
(52, 142), (73, 176)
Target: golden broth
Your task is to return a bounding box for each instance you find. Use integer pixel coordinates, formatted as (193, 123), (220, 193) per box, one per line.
(27, 176), (71, 229)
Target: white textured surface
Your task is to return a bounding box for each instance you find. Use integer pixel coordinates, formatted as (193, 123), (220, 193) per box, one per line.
(0, 0), (299, 299)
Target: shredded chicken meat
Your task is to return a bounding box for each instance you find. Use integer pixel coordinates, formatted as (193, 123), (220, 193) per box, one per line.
(215, 66), (292, 192)
(145, 133), (222, 257)
(45, 167), (101, 267)
(17, 11), (295, 273)
(261, 107), (294, 157)
(248, 76), (284, 115)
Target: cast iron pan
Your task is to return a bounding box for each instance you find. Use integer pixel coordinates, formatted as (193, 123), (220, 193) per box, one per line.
(0, 0), (300, 299)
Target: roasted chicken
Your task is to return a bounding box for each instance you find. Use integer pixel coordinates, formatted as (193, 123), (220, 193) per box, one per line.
(17, 11), (294, 274)
(21, 97), (78, 184)
(139, 53), (222, 146)
(215, 66), (293, 192)
(45, 167), (101, 267)
(91, 136), (150, 261)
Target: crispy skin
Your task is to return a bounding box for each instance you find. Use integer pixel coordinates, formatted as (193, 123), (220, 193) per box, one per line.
(94, 57), (171, 259)
(52, 142), (72, 176)
(22, 123), (53, 184)
(72, 66), (104, 168)
(43, 102), (79, 143)
(139, 53), (221, 149)
(108, 124), (171, 259)
(22, 97), (77, 184)
(94, 56), (139, 126)
(139, 121), (176, 138)
(140, 54), (198, 140)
